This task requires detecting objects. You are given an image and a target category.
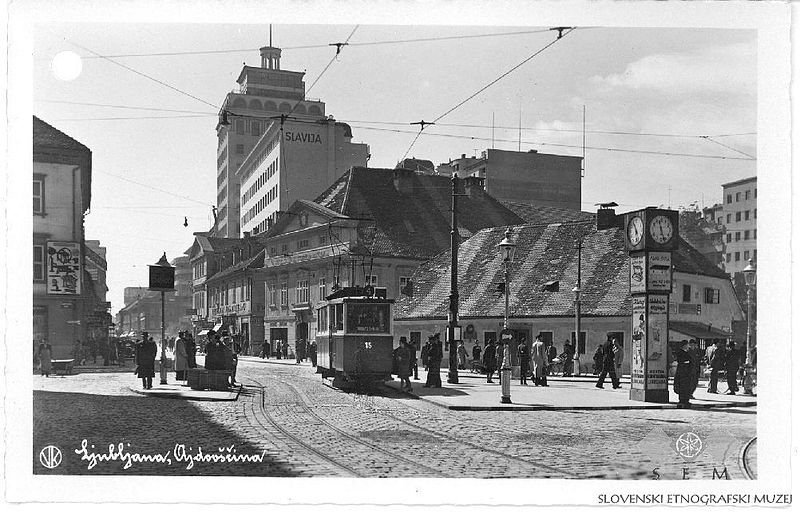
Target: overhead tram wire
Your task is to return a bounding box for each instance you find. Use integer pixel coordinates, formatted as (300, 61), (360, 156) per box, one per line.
(37, 100), (216, 115)
(351, 124), (756, 161)
(98, 171), (213, 207)
(401, 27), (577, 160)
(700, 136), (756, 159)
(38, 28), (560, 61)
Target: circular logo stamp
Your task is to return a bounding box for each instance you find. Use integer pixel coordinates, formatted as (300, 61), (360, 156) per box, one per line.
(675, 432), (704, 460)
(39, 445), (63, 469)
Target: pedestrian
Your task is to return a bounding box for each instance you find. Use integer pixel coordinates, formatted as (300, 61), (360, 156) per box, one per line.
(423, 334), (443, 388)
(174, 331), (188, 381)
(274, 339), (282, 359)
(472, 342), (481, 370)
(309, 339), (318, 367)
(592, 344), (604, 375)
(545, 341), (557, 377)
(495, 339), (506, 371)
(261, 340), (269, 359)
(391, 344), (400, 375)
(457, 340), (468, 370)
(482, 339), (497, 383)
(561, 340), (574, 377)
(595, 337), (621, 389)
(724, 341), (741, 395)
(531, 335), (549, 386)
(296, 339), (306, 364)
(395, 339), (412, 391)
(614, 338), (624, 373)
(707, 339), (726, 394)
(517, 339), (530, 385)
(135, 332), (157, 390)
(687, 339), (700, 398)
(185, 333), (197, 369)
(204, 330), (224, 370)
(673, 339), (693, 406)
(38, 341), (53, 377)
(407, 339), (418, 380)
(282, 340), (289, 359)
(420, 340), (430, 371)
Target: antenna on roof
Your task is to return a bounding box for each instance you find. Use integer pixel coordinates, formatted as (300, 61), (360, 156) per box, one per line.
(269, 24), (272, 46)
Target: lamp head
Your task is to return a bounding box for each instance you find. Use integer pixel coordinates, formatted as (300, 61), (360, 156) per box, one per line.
(742, 258), (756, 286)
(497, 228), (517, 262)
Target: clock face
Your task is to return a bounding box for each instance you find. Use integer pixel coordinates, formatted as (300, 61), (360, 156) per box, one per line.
(649, 215), (674, 244)
(628, 216), (644, 246)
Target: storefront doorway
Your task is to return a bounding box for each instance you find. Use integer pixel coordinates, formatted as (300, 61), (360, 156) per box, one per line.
(270, 327), (288, 358)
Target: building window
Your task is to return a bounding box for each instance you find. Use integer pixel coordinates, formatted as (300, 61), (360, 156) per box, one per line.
(745, 190), (750, 200)
(247, 278), (252, 301)
(235, 144), (244, 154)
(280, 283), (288, 307)
(754, 208), (757, 219)
(268, 283), (277, 307)
(33, 244), (45, 281)
(726, 214), (731, 224)
(235, 119), (244, 134)
(296, 280), (309, 303)
(735, 252), (741, 262)
(735, 192), (741, 202)
(744, 210), (750, 221)
(726, 194), (732, 204)
(297, 239), (309, 250)
(319, 235), (328, 245)
(704, 288), (720, 304)
(318, 277), (326, 301)
(682, 284), (691, 303)
(754, 188), (757, 198)
(280, 243), (288, 254)
(735, 212), (741, 222)
(753, 249), (757, 260)
(399, 276), (411, 292)
(744, 230), (750, 240)
(754, 229), (757, 239)
(252, 121), (260, 136)
(33, 175), (45, 214)
(365, 275), (378, 287)
(735, 232), (741, 241)
(726, 233), (732, 243)
(744, 250), (750, 260)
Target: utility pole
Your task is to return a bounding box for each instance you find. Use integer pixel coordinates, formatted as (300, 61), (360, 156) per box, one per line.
(572, 239), (582, 372)
(447, 173), (463, 384)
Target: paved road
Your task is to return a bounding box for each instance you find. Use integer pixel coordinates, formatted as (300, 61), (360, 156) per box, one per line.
(33, 358), (756, 478)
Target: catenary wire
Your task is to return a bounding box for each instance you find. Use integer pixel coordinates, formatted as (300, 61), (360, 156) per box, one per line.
(98, 171), (212, 206)
(701, 137), (756, 159)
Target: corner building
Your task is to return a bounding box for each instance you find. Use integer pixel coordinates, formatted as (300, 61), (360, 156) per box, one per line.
(215, 44), (368, 237)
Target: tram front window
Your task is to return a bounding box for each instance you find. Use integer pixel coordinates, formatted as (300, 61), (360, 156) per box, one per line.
(334, 304), (344, 332)
(346, 304), (390, 334)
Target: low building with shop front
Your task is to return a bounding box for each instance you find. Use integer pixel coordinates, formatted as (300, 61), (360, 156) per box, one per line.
(257, 166), (525, 358)
(394, 208), (744, 376)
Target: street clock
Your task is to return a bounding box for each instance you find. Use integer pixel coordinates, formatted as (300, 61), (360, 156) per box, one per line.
(623, 208), (679, 251)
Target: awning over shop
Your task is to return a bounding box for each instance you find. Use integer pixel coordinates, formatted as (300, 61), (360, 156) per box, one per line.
(670, 321), (732, 340)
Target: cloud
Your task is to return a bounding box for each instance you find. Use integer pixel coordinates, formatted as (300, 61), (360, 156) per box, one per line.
(588, 42), (755, 97)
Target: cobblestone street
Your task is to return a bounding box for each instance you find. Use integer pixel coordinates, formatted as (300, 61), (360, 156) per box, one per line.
(33, 359), (756, 478)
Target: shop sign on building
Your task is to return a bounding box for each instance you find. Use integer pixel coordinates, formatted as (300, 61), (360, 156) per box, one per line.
(47, 242), (81, 295)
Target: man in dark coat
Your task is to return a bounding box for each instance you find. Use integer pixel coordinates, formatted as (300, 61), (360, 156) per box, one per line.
(483, 340), (497, 383)
(308, 340), (318, 367)
(472, 342), (482, 366)
(687, 339), (701, 398)
(595, 338), (620, 389)
(423, 335), (443, 388)
(707, 339), (726, 393)
(420, 340), (430, 371)
(673, 340), (693, 406)
(135, 333), (157, 389)
(545, 341), (557, 376)
(724, 341), (741, 395)
(561, 340), (574, 377)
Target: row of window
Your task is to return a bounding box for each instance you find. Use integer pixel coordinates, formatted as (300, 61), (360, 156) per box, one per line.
(726, 249), (756, 263)
(192, 260), (208, 280)
(252, 213), (279, 235)
(724, 209), (756, 224)
(193, 291), (206, 310)
(725, 229), (757, 242)
(210, 278), (254, 307)
(681, 285), (721, 304)
(241, 184), (278, 226)
(233, 118), (263, 137)
(268, 235), (328, 255)
(241, 131), (281, 182)
(726, 188), (756, 204)
(242, 158), (279, 205)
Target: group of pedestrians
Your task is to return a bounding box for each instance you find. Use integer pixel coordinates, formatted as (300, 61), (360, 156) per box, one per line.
(173, 331), (198, 381)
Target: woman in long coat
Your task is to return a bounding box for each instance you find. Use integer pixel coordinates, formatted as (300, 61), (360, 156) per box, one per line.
(136, 335), (157, 389)
(38, 342), (52, 377)
(395, 341), (412, 391)
(174, 332), (188, 381)
(673, 340), (693, 406)
(457, 341), (468, 370)
(530, 336), (548, 386)
(423, 336), (443, 388)
(517, 341), (530, 385)
(482, 341), (497, 383)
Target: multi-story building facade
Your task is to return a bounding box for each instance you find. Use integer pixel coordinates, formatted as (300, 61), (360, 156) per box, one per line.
(33, 116), (94, 358)
(214, 43), (368, 237)
(436, 148), (583, 210)
(720, 176), (757, 273)
(254, 167), (525, 358)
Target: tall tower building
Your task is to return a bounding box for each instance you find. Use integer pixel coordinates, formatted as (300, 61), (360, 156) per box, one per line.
(215, 40), (327, 237)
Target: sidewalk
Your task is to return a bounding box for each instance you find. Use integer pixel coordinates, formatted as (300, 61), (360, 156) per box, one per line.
(129, 382), (241, 401)
(385, 368), (757, 411)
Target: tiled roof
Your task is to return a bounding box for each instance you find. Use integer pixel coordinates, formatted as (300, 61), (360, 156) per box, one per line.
(500, 201), (595, 225)
(33, 116), (90, 152)
(670, 321), (731, 339)
(206, 249), (265, 283)
(313, 167), (525, 260)
(395, 222), (730, 320)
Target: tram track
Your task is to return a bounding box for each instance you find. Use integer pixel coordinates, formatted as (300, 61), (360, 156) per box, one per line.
(245, 374), (451, 477)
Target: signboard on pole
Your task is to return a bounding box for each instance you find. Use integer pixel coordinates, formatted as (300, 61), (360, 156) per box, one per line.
(647, 252), (672, 292)
(47, 242), (81, 295)
(148, 265), (175, 291)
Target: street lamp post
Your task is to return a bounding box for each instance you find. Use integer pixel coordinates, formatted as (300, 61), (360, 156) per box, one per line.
(149, 252), (175, 386)
(742, 259), (756, 395)
(497, 228), (516, 404)
(572, 239), (582, 375)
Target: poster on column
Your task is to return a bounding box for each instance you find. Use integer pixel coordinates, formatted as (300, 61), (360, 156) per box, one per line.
(630, 296), (646, 388)
(629, 254), (646, 294)
(647, 252), (672, 292)
(646, 295), (669, 389)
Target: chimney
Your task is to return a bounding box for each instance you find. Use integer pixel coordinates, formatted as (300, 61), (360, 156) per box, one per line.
(393, 168), (414, 194)
(596, 203), (619, 230)
(463, 176), (485, 198)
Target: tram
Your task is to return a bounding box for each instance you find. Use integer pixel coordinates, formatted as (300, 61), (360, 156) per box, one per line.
(315, 286), (395, 388)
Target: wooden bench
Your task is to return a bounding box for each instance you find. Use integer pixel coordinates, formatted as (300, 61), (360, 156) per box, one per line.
(186, 368), (231, 391)
(51, 359), (75, 375)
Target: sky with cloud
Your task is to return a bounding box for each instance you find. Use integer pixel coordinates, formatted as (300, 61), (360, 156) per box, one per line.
(25, 22), (757, 312)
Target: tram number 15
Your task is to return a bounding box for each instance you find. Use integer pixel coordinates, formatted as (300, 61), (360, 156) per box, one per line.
(364, 341), (372, 349)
